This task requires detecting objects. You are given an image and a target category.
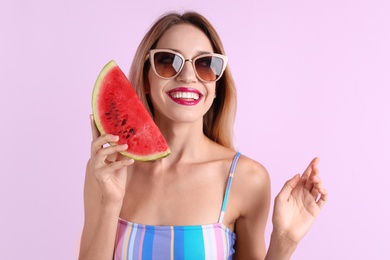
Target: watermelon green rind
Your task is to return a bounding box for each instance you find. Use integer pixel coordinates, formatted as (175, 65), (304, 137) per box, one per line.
(92, 60), (171, 161)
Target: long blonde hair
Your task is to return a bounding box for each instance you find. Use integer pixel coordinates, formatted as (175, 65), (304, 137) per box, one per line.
(129, 11), (237, 149)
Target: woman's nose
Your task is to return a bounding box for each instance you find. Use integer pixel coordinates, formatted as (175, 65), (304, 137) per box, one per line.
(176, 60), (198, 83)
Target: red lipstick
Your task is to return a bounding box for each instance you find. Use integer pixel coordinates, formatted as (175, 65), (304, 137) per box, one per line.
(166, 87), (203, 106)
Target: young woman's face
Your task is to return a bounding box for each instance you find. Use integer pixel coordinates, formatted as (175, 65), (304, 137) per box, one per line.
(147, 24), (217, 124)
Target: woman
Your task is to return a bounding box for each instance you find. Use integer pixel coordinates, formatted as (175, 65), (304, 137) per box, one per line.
(79, 11), (328, 260)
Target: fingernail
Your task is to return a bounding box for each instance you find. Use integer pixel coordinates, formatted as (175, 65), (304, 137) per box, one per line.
(125, 159), (134, 164)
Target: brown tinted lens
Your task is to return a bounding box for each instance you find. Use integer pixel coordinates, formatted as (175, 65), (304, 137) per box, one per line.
(194, 56), (224, 81)
(153, 52), (183, 78)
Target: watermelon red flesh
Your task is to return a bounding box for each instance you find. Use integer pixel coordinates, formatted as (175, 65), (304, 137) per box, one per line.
(92, 60), (171, 161)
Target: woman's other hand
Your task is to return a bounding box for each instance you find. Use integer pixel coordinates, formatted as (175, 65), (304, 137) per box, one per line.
(272, 157), (328, 245)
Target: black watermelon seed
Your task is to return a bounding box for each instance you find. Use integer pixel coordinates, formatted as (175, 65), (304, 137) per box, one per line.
(130, 128), (134, 134)
(121, 119), (127, 126)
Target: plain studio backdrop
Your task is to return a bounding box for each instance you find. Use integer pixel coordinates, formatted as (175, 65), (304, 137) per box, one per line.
(1, 0), (389, 259)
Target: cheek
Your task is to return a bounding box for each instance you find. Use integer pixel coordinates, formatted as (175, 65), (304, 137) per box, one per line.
(205, 83), (217, 99)
(148, 70), (164, 90)
(148, 75), (169, 104)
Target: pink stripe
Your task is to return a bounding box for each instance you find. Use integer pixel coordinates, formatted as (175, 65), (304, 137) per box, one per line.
(114, 222), (127, 259)
(214, 224), (224, 259)
(138, 228), (146, 260)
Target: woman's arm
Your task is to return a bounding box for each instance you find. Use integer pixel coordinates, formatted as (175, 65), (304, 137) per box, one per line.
(79, 116), (133, 260)
(78, 161), (123, 260)
(232, 157), (271, 259)
(233, 157), (327, 260)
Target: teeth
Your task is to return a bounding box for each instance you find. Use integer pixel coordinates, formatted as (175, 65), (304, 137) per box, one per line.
(170, 92), (200, 100)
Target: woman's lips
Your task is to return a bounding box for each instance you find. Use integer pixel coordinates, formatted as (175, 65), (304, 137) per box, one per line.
(166, 87), (203, 106)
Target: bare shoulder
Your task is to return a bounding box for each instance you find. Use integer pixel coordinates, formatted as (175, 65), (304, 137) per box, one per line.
(233, 154), (271, 216)
(235, 154), (270, 187)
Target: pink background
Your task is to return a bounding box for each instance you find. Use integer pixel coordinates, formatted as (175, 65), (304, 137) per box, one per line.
(1, 0), (389, 259)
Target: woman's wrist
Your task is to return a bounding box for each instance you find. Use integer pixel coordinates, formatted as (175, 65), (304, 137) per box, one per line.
(265, 230), (298, 260)
(101, 198), (123, 215)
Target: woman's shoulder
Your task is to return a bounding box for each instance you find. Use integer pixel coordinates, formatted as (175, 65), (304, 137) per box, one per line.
(235, 153), (270, 182)
(207, 143), (270, 186)
(209, 143), (269, 181)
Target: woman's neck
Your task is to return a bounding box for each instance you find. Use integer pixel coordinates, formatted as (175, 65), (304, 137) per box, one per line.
(155, 116), (211, 162)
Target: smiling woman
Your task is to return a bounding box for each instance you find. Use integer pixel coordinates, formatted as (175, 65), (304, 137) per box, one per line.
(79, 11), (327, 260)
(147, 24), (221, 127)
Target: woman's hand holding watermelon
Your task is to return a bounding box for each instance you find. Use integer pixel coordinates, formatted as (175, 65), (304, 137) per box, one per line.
(268, 158), (328, 254)
(88, 115), (134, 206)
(79, 116), (134, 260)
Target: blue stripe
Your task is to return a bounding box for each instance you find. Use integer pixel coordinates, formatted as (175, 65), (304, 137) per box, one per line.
(184, 226), (205, 259)
(142, 226), (154, 260)
(173, 226), (185, 259)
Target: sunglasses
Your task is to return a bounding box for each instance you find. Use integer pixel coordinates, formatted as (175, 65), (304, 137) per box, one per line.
(148, 49), (228, 82)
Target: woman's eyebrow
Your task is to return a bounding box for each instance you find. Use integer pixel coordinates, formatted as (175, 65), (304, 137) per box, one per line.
(163, 48), (213, 56)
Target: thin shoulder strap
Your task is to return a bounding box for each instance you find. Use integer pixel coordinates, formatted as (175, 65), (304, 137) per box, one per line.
(218, 152), (241, 224)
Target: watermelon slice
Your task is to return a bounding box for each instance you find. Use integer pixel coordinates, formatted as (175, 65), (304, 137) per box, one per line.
(92, 60), (171, 161)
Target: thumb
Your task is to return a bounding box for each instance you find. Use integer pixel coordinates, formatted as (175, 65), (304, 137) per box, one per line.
(276, 174), (301, 201)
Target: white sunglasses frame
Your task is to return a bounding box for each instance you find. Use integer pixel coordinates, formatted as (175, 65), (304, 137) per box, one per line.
(148, 49), (228, 82)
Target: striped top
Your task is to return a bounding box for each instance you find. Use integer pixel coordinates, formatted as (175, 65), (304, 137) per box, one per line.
(114, 152), (241, 260)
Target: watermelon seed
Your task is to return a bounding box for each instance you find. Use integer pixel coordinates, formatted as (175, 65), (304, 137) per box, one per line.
(123, 130), (128, 134)
(121, 119), (127, 126)
(130, 128), (134, 134)
(126, 134), (130, 139)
